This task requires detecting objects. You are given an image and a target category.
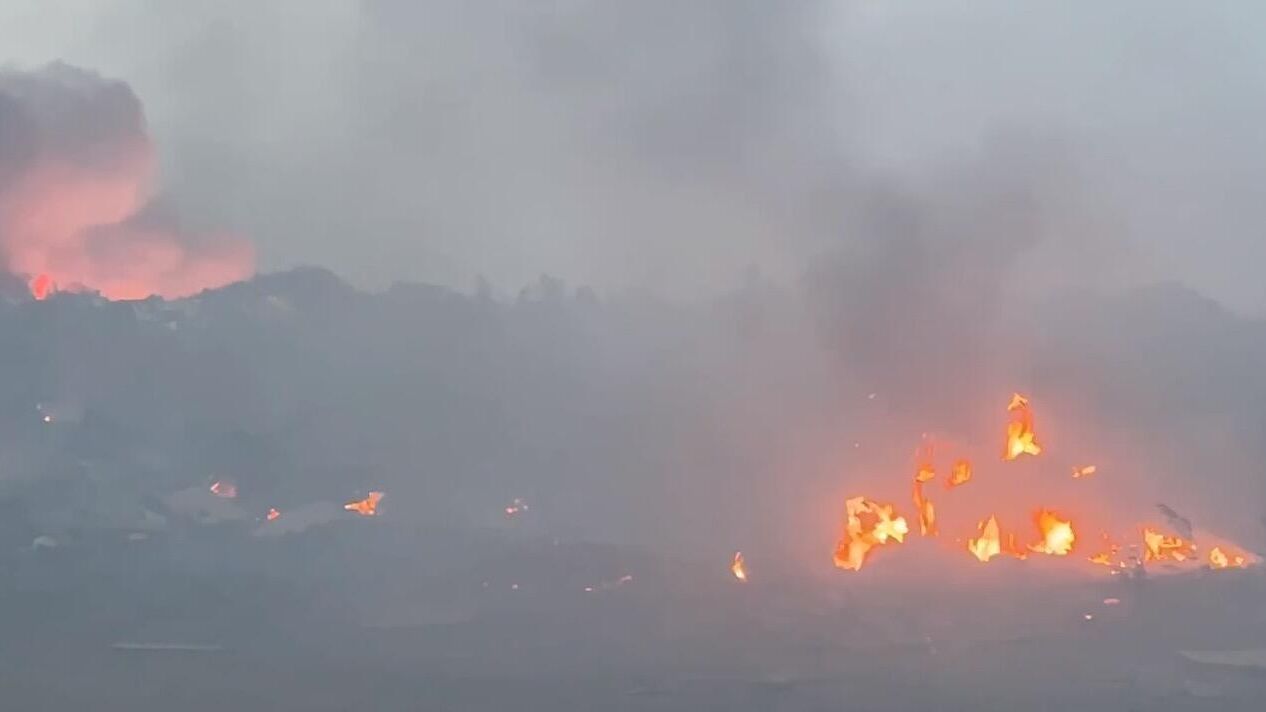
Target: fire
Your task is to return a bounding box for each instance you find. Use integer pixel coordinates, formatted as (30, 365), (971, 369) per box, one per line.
(912, 481), (937, 536)
(266, 507), (281, 521)
(1142, 527), (1194, 563)
(344, 491), (384, 516)
(504, 497), (529, 516)
(731, 551), (748, 581)
(948, 459), (972, 487)
(209, 480), (237, 499)
(29, 274), (52, 300)
(1003, 394), (1041, 460)
(1209, 546), (1248, 570)
(1072, 465), (1097, 479)
(968, 516), (1002, 562)
(832, 496), (909, 572)
(1029, 510), (1075, 556)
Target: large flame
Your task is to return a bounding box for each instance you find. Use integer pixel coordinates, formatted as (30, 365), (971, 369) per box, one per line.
(832, 496), (909, 572)
(1003, 394), (1042, 461)
(1029, 509), (1075, 556)
(344, 491), (384, 516)
(731, 551), (748, 581)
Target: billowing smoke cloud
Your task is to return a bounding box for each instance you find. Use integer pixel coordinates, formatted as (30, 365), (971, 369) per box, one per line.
(0, 62), (252, 300)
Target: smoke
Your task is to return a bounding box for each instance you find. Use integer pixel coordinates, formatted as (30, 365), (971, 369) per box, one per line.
(0, 62), (252, 299)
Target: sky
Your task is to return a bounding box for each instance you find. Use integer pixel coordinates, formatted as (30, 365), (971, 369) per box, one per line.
(1, 1), (1265, 311)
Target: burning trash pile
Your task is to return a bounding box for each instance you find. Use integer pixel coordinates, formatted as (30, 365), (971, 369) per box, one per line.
(831, 393), (1259, 575)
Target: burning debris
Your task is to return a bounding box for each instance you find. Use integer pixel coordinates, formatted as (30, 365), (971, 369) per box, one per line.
(344, 491), (384, 516)
(731, 551), (748, 582)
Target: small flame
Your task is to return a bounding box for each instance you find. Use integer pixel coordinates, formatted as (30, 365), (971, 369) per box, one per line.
(344, 491), (384, 516)
(948, 459), (972, 487)
(1208, 546), (1248, 570)
(968, 516), (1002, 563)
(209, 480), (237, 499)
(912, 481), (937, 536)
(1072, 465), (1097, 479)
(1029, 509), (1075, 556)
(266, 507), (281, 521)
(1007, 392), (1029, 411)
(832, 496), (909, 572)
(29, 273), (53, 301)
(731, 551), (748, 581)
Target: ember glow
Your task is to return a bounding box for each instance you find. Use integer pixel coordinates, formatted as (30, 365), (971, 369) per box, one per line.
(731, 551), (748, 581)
(1029, 510), (1075, 556)
(832, 496), (909, 572)
(948, 459), (972, 487)
(344, 491), (384, 516)
(209, 481), (237, 499)
(1072, 465), (1097, 479)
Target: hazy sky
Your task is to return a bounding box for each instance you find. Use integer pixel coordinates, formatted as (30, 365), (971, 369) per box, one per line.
(2, 1), (1265, 310)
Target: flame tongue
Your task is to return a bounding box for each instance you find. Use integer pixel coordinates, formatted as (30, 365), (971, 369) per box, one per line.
(1003, 394), (1042, 461)
(731, 551), (748, 581)
(968, 516), (1002, 562)
(912, 481), (936, 536)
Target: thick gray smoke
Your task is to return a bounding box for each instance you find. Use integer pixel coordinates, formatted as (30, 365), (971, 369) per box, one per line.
(0, 62), (254, 298)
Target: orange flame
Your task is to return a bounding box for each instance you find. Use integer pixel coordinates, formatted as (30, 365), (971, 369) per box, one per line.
(266, 507), (281, 521)
(1029, 509), (1075, 556)
(1003, 395), (1042, 461)
(1072, 465), (1097, 479)
(1142, 527), (1194, 563)
(968, 516), (1002, 563)
(914, 442), (936, 483)
(912, 481), (937, 536)
(731, 551), (748, 581)
(1209, 546), (1248, 570)
(832, 496), (909, 572)
(344, 491), (384, 516)
(948, 459), (972, 487)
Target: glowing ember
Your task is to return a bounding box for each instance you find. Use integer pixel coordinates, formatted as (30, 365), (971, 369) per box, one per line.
(504, 497), (528, 516)
(266, 507), (281, 521)
(1142, 527), (1194, 563)
(912, 481), (937, 536)
(832, 496), (909, 572)
(968, 516), (1002, 563)
(731, 551), (748, 581)
(209, 481), (237, 499)
(344, 491), (384, 516)
(1208, 546), (1247, 570)
(1029, 509), (1075, 556)
(29, 273), (53, 300)
(948, 459), (972, 487)
(1072, 465), (1097, 479)
(1003, 394), (1042, 461)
